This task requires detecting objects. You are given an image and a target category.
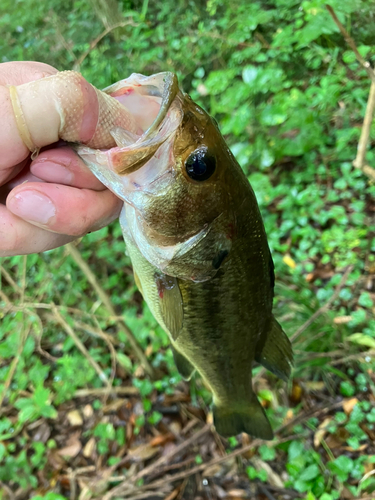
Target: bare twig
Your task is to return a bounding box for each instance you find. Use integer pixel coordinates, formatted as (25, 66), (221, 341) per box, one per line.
(325, 4), (375, 181)
(50, 12), (77, 63)
(103, 425), (211, 499)
(0, 481), (15, 500)
(257, 484), (278, 500)
(290, 265), (353, 342)
(0, 326), (31, 412)
(254, 31), (271, 49)
(353, 82), (375, 179)
(325, 5), (375, 84)
(73, 20), (137, 71)
(20, 255), (27, 304)
(254, 266), (353, 384)
(330, 350), (375, 366)
(74, 386), (138, 397)
(120, 492), (166, 500)
(133, 424), (211, 482)
(75, 319), (119, 388)
(266, 485), (304, 499)
(66, 243), (155, 378)
(0, 264), (22, 293)
(109, 433), (303, 499)
(51, 304), (110, 386)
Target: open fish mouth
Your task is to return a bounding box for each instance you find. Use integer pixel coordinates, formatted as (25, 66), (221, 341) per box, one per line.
(76, 72), (231, 281)
(76, 72), (183, 206)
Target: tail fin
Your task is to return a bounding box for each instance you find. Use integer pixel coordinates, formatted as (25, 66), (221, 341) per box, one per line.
(213, 397), (273, 440)
(255, 316), (293, 381)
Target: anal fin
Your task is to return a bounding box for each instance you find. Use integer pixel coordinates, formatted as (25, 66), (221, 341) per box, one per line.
(255, 316), (293, 381)
(172, 346), (195, 380)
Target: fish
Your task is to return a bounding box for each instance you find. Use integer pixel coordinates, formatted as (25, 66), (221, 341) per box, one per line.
(77, 72), (293, 440)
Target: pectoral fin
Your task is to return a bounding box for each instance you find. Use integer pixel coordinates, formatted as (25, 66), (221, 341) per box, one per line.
(172, 346), (195, 380)
(155, 273), (183, 340)
(255, 316), (293, 381)
(134, 271), (143, 296)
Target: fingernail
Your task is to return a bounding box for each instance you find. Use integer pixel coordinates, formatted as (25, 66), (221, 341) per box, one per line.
(32, 161), (74, 184)
(8, 191), (56, 225)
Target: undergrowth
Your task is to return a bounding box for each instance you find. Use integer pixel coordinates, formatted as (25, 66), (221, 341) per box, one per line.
(0, 0), (375, 499)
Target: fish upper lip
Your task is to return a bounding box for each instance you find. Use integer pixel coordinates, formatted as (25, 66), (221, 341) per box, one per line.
(142, 73), (179, 138)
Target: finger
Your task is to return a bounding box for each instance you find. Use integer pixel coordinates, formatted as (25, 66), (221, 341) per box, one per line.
(0, 205), (75, 257)
(0, 71), (141, 170)
(0, 62), (58, 181)
(30, 146), (106, 190)
(6, 182), (122, 236)
(0, 61), (57, 86)
(0, 158), (30, 187)
(0, 62), (58, 171)
(0, 162), (41, 204)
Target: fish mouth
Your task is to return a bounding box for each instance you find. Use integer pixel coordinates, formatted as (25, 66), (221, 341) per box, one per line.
(76, 72), (183, 205)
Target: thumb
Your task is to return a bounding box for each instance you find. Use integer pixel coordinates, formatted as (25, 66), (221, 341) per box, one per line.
(3, 70), (140, 164)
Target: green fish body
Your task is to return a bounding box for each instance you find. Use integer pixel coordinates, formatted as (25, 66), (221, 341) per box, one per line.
(77, 72), (293, 439)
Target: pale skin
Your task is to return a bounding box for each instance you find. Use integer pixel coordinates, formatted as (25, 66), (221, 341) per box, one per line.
(0, 61), (139, 256)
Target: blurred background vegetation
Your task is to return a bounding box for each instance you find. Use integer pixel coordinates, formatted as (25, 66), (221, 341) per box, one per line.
(0, 0), (375, 499)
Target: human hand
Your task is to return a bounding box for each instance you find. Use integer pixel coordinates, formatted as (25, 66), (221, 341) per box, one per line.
(0, 61), (138, 256)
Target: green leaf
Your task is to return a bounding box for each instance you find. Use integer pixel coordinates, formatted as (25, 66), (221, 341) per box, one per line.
(259, 444), (276, 461)
(299, 464), (320, 482)
(340, 381), (355, 397)
(358, 292), (374, 308)
(116, 353), (133, 372)
(347, 333), (375, 349)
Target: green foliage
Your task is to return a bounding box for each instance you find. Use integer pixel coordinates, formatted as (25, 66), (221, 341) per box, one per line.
(0, 0), (375, 496)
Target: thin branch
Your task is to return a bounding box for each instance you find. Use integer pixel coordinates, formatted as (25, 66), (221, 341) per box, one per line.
(330, 350), (375, 366)
(353, 81), (375, 178)
(51, 304), (110, 386)
(108, 434), (303, 499)
(74, 386), (138, 397)
(119, 492), (166, 500)
(254, 31), (271, 49)
(50, 12), (77, 63)
(254, 266), (353, 383)
(325, 4), (375, 181)
(66, 243), (155, 378)
(290, 265), (353, 342)
(0, 481), (15, 500)
(0, 265), (22, 293)
(103, 424), (211, 500)
(325, 5), (375, 84)
(362, 164), (375, 181)
(0, 326), (31, 412)
(73, 20), (137, 71)
(133, 424), (211, 482)
(75, 319), (119, 388)
(257, 484), (278, 500)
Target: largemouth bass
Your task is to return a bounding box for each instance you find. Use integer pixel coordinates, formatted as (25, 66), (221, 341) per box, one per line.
(77, 72), (293, 439)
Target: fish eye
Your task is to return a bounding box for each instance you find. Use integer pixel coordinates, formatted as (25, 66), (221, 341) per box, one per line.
(185, 148), (216, 181)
